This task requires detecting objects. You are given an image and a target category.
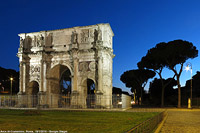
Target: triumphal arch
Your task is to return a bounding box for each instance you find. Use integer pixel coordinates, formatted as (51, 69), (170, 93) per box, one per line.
(17, 23), (114, 108)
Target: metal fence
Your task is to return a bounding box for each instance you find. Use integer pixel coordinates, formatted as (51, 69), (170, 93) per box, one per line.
(126, 111), (167, 133)
(192, 98), (200, 108)
(0, 94), (123, 109)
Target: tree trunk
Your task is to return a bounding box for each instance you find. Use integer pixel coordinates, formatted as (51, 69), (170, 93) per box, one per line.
(177, 76), (181, 108)
(158, 72), (165, 107)
(140, 87), (142, 105)
(161, 86), (164, 107)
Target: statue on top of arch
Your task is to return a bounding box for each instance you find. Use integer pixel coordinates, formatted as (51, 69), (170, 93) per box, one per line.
(94, 28), (102, 43)
(36, 34), (44, 47)
(72, 31), (78, 44)
(20, 37), (24, 48)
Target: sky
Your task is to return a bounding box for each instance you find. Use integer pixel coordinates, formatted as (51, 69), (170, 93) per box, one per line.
(1, 0), (200, 93)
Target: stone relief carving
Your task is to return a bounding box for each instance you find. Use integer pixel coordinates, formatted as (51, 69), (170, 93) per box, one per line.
(30, 75), (40, 83)
(31, 35), (43, 47)
(51, 60), (59, 66)
(79, 61), (96, 72)
(89, 62), (96, 71)
(30, 65), (40, 74)
(81, 29), (89, 43)
(79, 62), (89, 72)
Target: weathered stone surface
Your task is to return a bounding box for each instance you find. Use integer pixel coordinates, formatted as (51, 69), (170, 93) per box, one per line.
(17, 23), (114, 108)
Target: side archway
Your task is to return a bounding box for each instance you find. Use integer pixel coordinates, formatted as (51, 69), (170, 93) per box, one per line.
(27, 81), (39, 95)
(82, 78), (96, 108)
(27, 81), (39, 107)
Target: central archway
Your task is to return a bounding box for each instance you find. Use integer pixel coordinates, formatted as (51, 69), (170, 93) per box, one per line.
(60, 69), (71, 95)
(47, 64), (72, 108)
(59, 69), (71, 107)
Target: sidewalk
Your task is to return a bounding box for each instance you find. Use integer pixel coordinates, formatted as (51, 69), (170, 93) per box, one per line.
(160, 109), (200, 133)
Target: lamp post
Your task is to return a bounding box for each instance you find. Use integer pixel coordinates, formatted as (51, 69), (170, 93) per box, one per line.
(10, 77), (13, 95)
(185, 62), (192, 108)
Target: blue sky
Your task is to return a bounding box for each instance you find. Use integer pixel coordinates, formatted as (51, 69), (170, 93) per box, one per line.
(1, 0), (200, 93)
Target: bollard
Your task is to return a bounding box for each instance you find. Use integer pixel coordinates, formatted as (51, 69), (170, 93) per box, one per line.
(188, 98), (191, 109)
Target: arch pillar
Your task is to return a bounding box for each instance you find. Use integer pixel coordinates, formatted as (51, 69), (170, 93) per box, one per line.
(70, 51), (80, 108)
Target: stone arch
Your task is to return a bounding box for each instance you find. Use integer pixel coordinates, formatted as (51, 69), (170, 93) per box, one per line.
(81, 76), (96, 85)
(87, 79), (96, 94)
(47, 64), (72, 108)
(82, 78), (96, 108)
(27, 81), (39, 95)
(27, 81), (39, 107)
(51, 62), (73, 76)
(60, 69), (71, 95)
(48, 64), (72, 94)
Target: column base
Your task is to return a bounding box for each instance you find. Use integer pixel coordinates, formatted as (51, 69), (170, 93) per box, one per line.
(71, 91), (82, 108)
(17, 92), (27, 108)
(37, 91), (49, 108)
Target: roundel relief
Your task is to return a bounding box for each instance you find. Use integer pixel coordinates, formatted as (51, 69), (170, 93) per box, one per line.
(79, 62), (88, 72)
(89, 62), (95, 71)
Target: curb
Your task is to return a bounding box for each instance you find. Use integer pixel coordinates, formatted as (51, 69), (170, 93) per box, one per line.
(154, 111), (168, 133)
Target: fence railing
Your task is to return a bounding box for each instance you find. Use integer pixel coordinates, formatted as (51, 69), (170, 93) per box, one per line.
(0, 94), (124, 109)
(192, 98), (200, 108)
(126, 111), (167, 133)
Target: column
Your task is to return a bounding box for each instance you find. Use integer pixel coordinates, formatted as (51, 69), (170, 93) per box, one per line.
(40, 60), (44, 92)
(22, 63), (26, 93)
(19, 62), (23, 93)
(43, 62), (47, 92)
(73, 58), (78, 91)
(97, 56), (103, 93)
(95, 56), (104, 108)
(17, 62), (25, 107)
(18, 62), (27, 107)
(71, 57), (79, 108)
(39, 60), (48, 107)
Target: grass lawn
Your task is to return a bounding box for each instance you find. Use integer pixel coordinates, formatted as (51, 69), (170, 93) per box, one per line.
(0, 109), (158, 133)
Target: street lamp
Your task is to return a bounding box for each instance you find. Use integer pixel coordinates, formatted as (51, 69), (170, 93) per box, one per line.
(185, 62), (192, 108)
(10, 77), (13, 95)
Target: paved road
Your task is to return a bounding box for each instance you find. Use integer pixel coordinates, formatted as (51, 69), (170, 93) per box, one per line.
(160, 109), (200, 133)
